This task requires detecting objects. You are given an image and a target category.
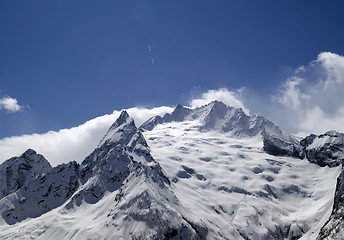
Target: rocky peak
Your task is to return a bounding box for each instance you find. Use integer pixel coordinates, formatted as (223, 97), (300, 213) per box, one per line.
(112, 110), (131, 128)
(23, 148), (37, 156)
(97, 110), (138, 147)
(321, 130), (343, 138)
(165, 104), (192, 122)
(0, 160), (80, 225)
(207, 100), (227, 110)
(301, 131), (344, 167)
(139, 115), (163, 131)
(0, 149), (52, 200)
(194, 100), (228, 118)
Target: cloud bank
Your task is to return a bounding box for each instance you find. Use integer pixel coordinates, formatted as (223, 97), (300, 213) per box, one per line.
(0, 97), (23, 112)
(0, 106), (173, 166)
(273, 52), (344, 136)
(0, 89), (248, 166)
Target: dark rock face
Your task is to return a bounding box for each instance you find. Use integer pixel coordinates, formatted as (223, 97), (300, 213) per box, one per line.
(313, 132), (344, 239)
(0, 149), (52, 200)
(301, 131), (344, 167)
(1, 161), (80, 225)
(317, 169), (344, 239)
(263, 138), (305, 159)
(300, 134), (317, 148)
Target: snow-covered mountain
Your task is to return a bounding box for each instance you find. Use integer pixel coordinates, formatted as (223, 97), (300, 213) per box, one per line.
(0, 149), (51, 200)
(301, 131), (344, 167)
(142, 101), (304, 158)
(0, 101), (343, 239)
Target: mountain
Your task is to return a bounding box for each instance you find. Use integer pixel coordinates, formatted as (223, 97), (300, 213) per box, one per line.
(0, 110), (206, 239)
(301, 131), (344, 167)
(317, 169), (344, 239)
(0, 160), (79, 225)
(0, 101), (343, 239)
(0, 149), (51, 200)
(141, 101), (304, 158)
(305, 131), (344, 239)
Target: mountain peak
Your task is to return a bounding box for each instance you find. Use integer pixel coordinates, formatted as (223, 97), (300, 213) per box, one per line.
(204, 100), (230, 115)
(112, 110), (131, 129)
(175, 103), (184, 109)
(171, 104), (191, 119)
(322, 130), (342, 138)
(97, 110), (143, 148)
(23, 149), (37, 156)
(301, 130), (344, 167)
(208, 100), (225, 107)
(159, 104), (192, 123)
(0, 149), (52, 200)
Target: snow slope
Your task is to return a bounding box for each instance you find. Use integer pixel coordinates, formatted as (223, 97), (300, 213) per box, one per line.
(0, 102), (343, 239)
(143, 119), (340, 239)
(141, 101), (304, 159)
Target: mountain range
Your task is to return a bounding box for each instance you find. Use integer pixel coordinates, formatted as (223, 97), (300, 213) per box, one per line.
(0, 101), (343, 239)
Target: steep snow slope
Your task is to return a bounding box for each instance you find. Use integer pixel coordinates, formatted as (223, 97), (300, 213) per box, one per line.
(142, 120), (341, 239)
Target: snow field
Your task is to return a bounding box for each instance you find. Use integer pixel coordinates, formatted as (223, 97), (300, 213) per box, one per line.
(143, 120), (341, 239)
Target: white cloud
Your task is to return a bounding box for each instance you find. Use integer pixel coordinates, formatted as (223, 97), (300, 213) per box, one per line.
(298, 106), (344, 136)
(189, 88), (250, 115)
(273, 77), (310, 111)
(0, 97), (23, 112)
(273, 52), (344, 135)
(2, 51), (344, 167)
(0, 106), (173, 166)
(0, 88), (249, 166)
(317, 51), (344, 84)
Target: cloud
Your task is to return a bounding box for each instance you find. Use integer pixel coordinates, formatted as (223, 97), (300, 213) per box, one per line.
(273, 77), (310, 111)
(0, 106), (173, 166)
(0, 97), (23, 112)
(126, 106), (174, 127)
(1, 51), (344, 166)
(189, 88), (250, 115)
(273, 52), (344, 135)
(0, 88), (249, 166)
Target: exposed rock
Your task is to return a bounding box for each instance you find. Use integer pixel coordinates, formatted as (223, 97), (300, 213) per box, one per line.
(301, 131), (344, 167)
(0, 149), (52, 200)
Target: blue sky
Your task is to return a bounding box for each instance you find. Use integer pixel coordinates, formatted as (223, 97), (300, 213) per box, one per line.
(1, 0), (344, 140)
